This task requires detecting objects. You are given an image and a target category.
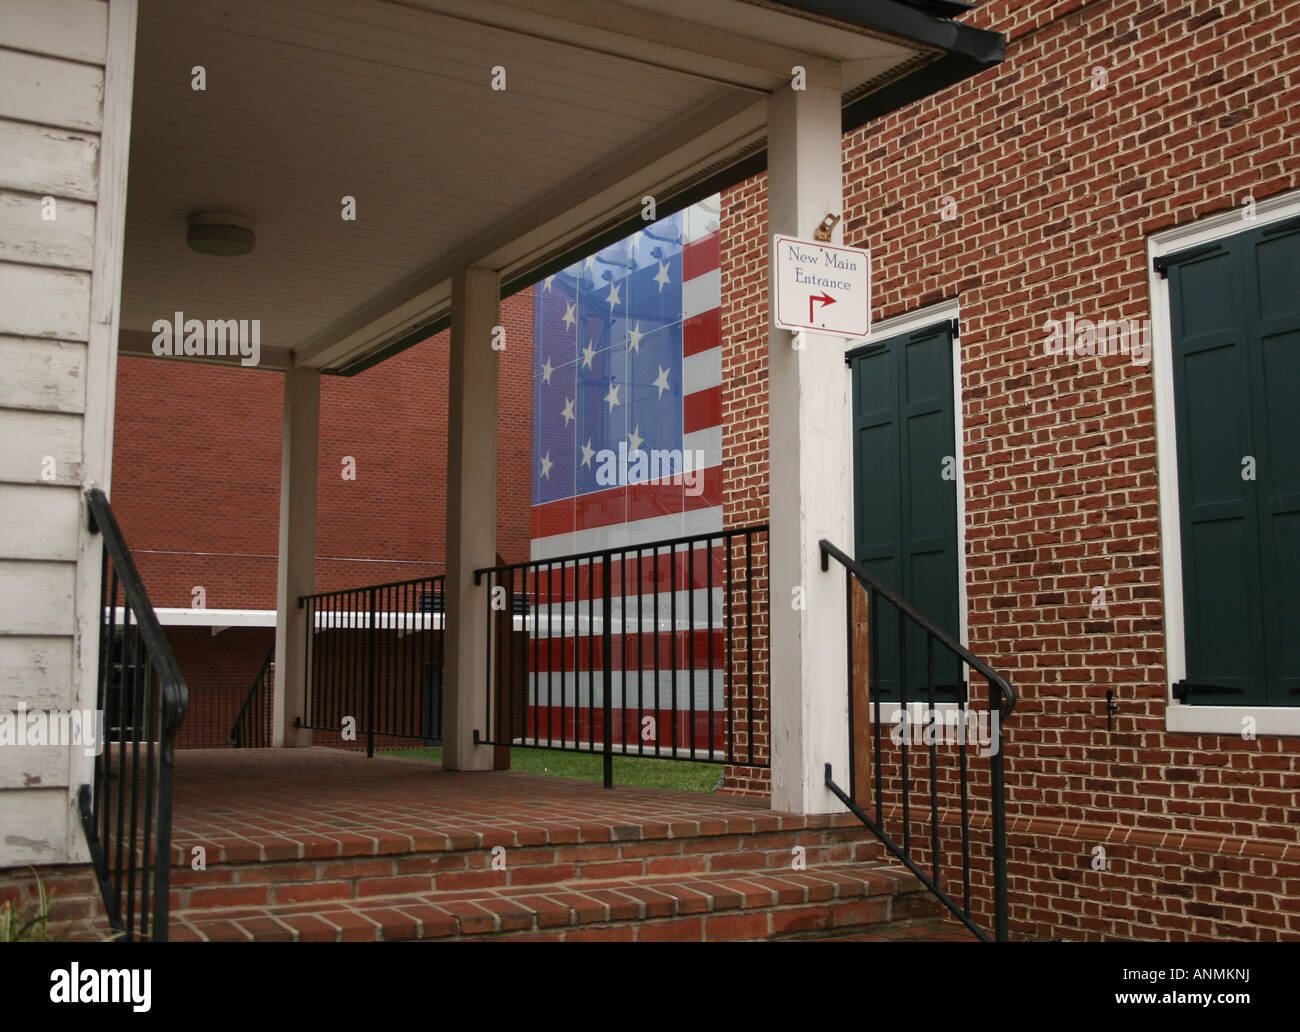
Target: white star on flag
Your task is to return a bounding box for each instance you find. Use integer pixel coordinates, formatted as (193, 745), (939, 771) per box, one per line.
(605, 281), (621, 312)
(604, 381), (621, 412)
(540, 356), (554, 384)
(627, 425), (644, 452)
(626, 321), (644, 353)
(544, 275), (555, 292)
(562, 301), (576, 331)
(654, 261), (671, 292)
(580, 438), (595, 468)
(539, 451), (553, 479)
(560, 397), (575, 425)
(653, 365), (671, 398)
(581, 340), (596, 369)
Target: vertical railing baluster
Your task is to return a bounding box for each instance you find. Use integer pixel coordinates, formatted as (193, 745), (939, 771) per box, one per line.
(898, 601), (910, 856)
(989, 676), (1009, 942)
(927, 634), (940, 887)
(602, 550), (613, 788)
(706, 538), (716, 763)
(846, 568), (855, 803)
(653, 547), (661, 758)
(367, 587), (377, 757)
(637, 548), (645, 756)
(959, 671), (971, 919)
(687, 541), (696, 760)
(669, 543), (678, 758)
(725, 534), (734, 764)
(745, 530), (754, 766)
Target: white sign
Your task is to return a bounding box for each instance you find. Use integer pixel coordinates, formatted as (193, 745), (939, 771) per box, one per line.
(772, 235), (871, 337)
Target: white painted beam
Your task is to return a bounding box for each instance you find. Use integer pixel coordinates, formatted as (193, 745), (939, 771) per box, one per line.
(272, 365), (319, 747)
(765, 60), (852, 815)
(441, 266), (499, 771)
(117, 328), (294, 370)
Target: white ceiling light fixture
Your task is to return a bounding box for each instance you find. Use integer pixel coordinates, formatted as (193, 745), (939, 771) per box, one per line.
(187, 211), (255, 256)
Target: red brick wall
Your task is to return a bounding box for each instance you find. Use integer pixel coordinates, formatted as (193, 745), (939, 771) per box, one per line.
(113, 290), (534, 607)
(719, 0), (1300, 939)
(720, 176), (772, 796)
(111, 291), (534, 735)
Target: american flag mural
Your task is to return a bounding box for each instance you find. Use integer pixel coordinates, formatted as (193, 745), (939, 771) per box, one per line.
(525, 196), (729, 757)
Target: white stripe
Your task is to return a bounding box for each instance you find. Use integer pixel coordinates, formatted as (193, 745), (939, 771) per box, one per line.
(507, 737), (727, 761)
(681, 346), (721, 395)
(531, 506), (723, 560)
(682, 427), (721, 469)
(527, 669), (725, 709)
(681, 199), (721, 245)
(525, 587), (724, 640)
(681, 269), (720, 320)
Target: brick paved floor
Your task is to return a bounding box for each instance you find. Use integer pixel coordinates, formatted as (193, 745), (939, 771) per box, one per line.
(169, 747), (864, 864)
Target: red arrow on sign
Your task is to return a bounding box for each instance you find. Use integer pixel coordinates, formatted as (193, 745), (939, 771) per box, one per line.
(808, 291), (836, 324)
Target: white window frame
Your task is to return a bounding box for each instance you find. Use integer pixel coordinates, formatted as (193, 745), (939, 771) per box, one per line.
(842, 297), (967, 727)
(1148, 187), (1300, 736)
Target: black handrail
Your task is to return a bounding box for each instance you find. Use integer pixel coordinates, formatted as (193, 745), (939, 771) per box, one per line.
(81, 488), (188, 942)
(819, 537), (1012, 942)
(473, 525), (770, 785)
(819, 538), (1015, 716)
(229, 644), (275, 747)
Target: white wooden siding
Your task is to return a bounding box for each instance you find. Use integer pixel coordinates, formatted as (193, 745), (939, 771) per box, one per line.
(0, 409), (84, 485)
(0, 0), (123, 870)
(0, 0), (108, 65)
(0, 119), (100, 201)
(0, 192), (97, 270)
(0, 337), (88, 414)
(0, 637), (76, 711)
(0, 48), (104, 132)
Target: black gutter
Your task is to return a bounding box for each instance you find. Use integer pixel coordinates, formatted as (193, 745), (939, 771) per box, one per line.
(329, 3), (1002, 377)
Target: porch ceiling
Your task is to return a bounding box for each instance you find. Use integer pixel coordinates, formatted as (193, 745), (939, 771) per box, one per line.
(117, 0), (1000, 374)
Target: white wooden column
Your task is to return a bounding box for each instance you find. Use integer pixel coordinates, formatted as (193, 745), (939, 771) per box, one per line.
(766, 60), (852, 814)
(442, 266), (499, 771)
(273, 363), (319, 747)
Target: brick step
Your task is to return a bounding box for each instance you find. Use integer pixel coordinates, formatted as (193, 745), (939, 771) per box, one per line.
(805, 916), (979, 942)
(170, 862), (940, 942)
(169, 824), (886, 912)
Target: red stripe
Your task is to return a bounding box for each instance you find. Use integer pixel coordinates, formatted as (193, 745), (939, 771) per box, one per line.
(682, 232), (720, 280)
(530, 466), (722, 538)
(683, 387), (721, 435)
(682, 309), (720, 357)
(528, 630), (725, 673)
(520, 706), (727, 751)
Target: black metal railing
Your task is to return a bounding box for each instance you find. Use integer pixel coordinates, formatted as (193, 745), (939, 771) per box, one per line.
(298, 575), (444, 756)
(229, 645), (275, 748)
(81, 488), (188, 943)
(473, 525), (769, 787)
(819, 538), (1015, 942)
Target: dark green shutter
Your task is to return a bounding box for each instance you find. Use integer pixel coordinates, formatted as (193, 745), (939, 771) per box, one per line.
(1166, 220), (1300, 706)
(850, 322), (960, 700)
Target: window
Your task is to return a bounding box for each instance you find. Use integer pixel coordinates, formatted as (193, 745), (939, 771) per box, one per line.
(848, 319), (962, 701)
(1153, 191), (1300, 733)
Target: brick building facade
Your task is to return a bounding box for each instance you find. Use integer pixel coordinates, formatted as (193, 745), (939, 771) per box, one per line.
(718, 0), (1300, 940)
(105, 0), (1299, 940)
